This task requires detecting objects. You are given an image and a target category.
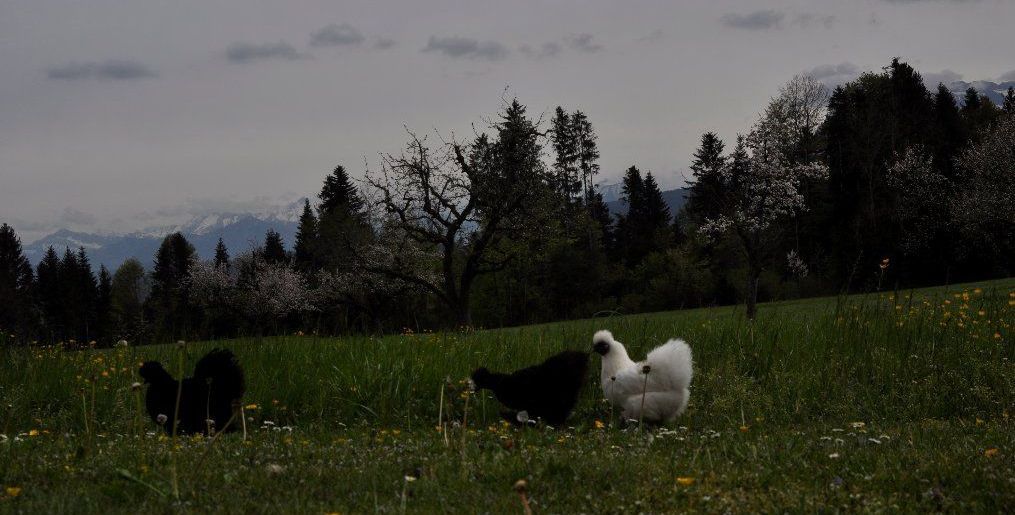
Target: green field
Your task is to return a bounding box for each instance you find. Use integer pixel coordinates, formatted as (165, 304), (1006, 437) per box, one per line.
(2, 280), (1013, 513)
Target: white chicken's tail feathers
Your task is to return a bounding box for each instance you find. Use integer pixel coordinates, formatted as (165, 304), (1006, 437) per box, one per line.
(645, 339), (693, 391)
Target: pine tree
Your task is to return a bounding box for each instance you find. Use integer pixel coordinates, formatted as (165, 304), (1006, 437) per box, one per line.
(0, 224), (34, 341)
(642, 172), (672, 231)
(293, 198), (318, 271)
(36, 247), (62, 340)
(932, 84), (966, 177)
(961, 87), (1002, 138)
(96, 265), (112, 344)
(616, 165), (674, 265)
(149, 232), (197, 339)
(1004, 87), (1015, 115)
(549, 106), (579, 199)
(962, 87), (982, 112)
(111, 258), (147, 343)
(76, 247), (98, 342)
(317, 165), (370, 271)
(572, 110), (601, 203)
(319, 165), (364, 219)
(684, 132), (727, 224)
(214, 238), (230, 270)
(263, 229), (287, 264)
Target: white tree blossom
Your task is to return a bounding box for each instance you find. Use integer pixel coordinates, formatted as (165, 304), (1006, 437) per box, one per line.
(887, 145), (950, 253)
(952, 114), (1015, 259)
(698, 75), (830, 317)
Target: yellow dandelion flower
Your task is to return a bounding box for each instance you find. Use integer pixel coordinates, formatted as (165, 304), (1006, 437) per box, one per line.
(27, 429), (39, 437)
(676, 477), (695, 486)
(5, 486), (21, 497)
(245, 404), (258, 410)
(594, 420), (605, 429)
(984, 448), (999, 458)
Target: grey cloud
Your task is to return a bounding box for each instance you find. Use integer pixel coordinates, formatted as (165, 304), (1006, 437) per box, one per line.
(720, 10), (784, 30)
(226, 41), (303, 63)
(566, 33), (603, 53)
(637, 29), (664, 43)
(794, 13), (837, 29)
(374, 37), (397, 50)
(999, 70), (1015, 81)
(924, 69), (963, 85)
(422, 36), (508, 61)
(803, 62), (862, 88)
(47, 60), (157, 81)
(310, 23), (365, 47)
(882, 0), (980, 3)
(60, 207), (98, 225)
(520, 42), (562, 60)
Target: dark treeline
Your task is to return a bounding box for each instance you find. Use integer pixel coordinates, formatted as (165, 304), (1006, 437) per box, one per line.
(2, 59), (1013, 346)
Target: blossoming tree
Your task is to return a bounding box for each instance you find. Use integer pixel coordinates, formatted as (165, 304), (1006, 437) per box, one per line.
(698, 76), (830, 319)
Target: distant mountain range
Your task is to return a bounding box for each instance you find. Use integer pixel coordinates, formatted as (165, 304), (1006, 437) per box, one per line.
(22, 188), (689, 271)
(945, 79), (1015, 107)
(24, 199), (304, 270)
(604, 187), (689, 217)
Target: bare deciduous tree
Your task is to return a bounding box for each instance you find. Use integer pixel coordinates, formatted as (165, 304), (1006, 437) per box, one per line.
(364, 121), (542, 326)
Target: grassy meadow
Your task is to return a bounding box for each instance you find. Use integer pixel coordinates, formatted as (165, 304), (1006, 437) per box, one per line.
(1, 280), (1013, 513)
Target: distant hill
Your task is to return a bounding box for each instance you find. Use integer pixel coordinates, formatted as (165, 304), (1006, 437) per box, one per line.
(605, 187), (689, 218)
(24, 199), (304, 270)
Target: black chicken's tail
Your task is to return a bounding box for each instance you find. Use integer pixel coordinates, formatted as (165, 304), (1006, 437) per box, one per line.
(194, 348), (245, 402)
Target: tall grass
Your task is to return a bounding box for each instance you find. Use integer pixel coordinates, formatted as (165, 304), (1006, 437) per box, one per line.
(2, 279), (1011, 436)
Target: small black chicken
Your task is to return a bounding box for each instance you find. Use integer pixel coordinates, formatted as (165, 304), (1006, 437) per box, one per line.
(139, 348), (245, 435)
(471, 350), (589, 427)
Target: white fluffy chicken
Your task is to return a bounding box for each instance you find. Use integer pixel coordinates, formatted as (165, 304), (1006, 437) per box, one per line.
(593, 329), (693, 423)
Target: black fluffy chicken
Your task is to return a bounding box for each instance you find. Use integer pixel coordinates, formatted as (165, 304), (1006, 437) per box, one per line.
(471, 350), (589, 427)
(139, 348), (245, 435)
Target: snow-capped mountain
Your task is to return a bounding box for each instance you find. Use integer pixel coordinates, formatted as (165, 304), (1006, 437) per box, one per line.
(945, 79), (1015, 107)
(24, 198), (306, 270)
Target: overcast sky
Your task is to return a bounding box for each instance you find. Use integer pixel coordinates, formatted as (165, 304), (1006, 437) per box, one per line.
(2, 0), (1014, 241)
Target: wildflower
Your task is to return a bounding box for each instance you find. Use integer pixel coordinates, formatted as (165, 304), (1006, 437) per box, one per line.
(131, 382), (141, 391)
(27, 429), (39, 437)
(850, 421), (865, 429)
(156, 414), (168, 425)
(516, 411), (530, 424)
(513, 479), (528, 493)
(879, 258), (890, 270)
(594, 420), (605, 429)
(676, 477), (695, 486)
(115, 339), (128, 348)
(266, 463), (285, 475)
(828, 453), (840, 459)
(245, 403), (259, 410)
(984, 448), (999, 458)
(739, 425), (749, 433)
(404, 475), (417, 482)
(5, 486), (21, 497)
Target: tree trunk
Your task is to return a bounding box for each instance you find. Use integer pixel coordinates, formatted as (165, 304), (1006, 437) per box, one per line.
(745, 267), (760, 320)
(455, 300), (472, 328)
